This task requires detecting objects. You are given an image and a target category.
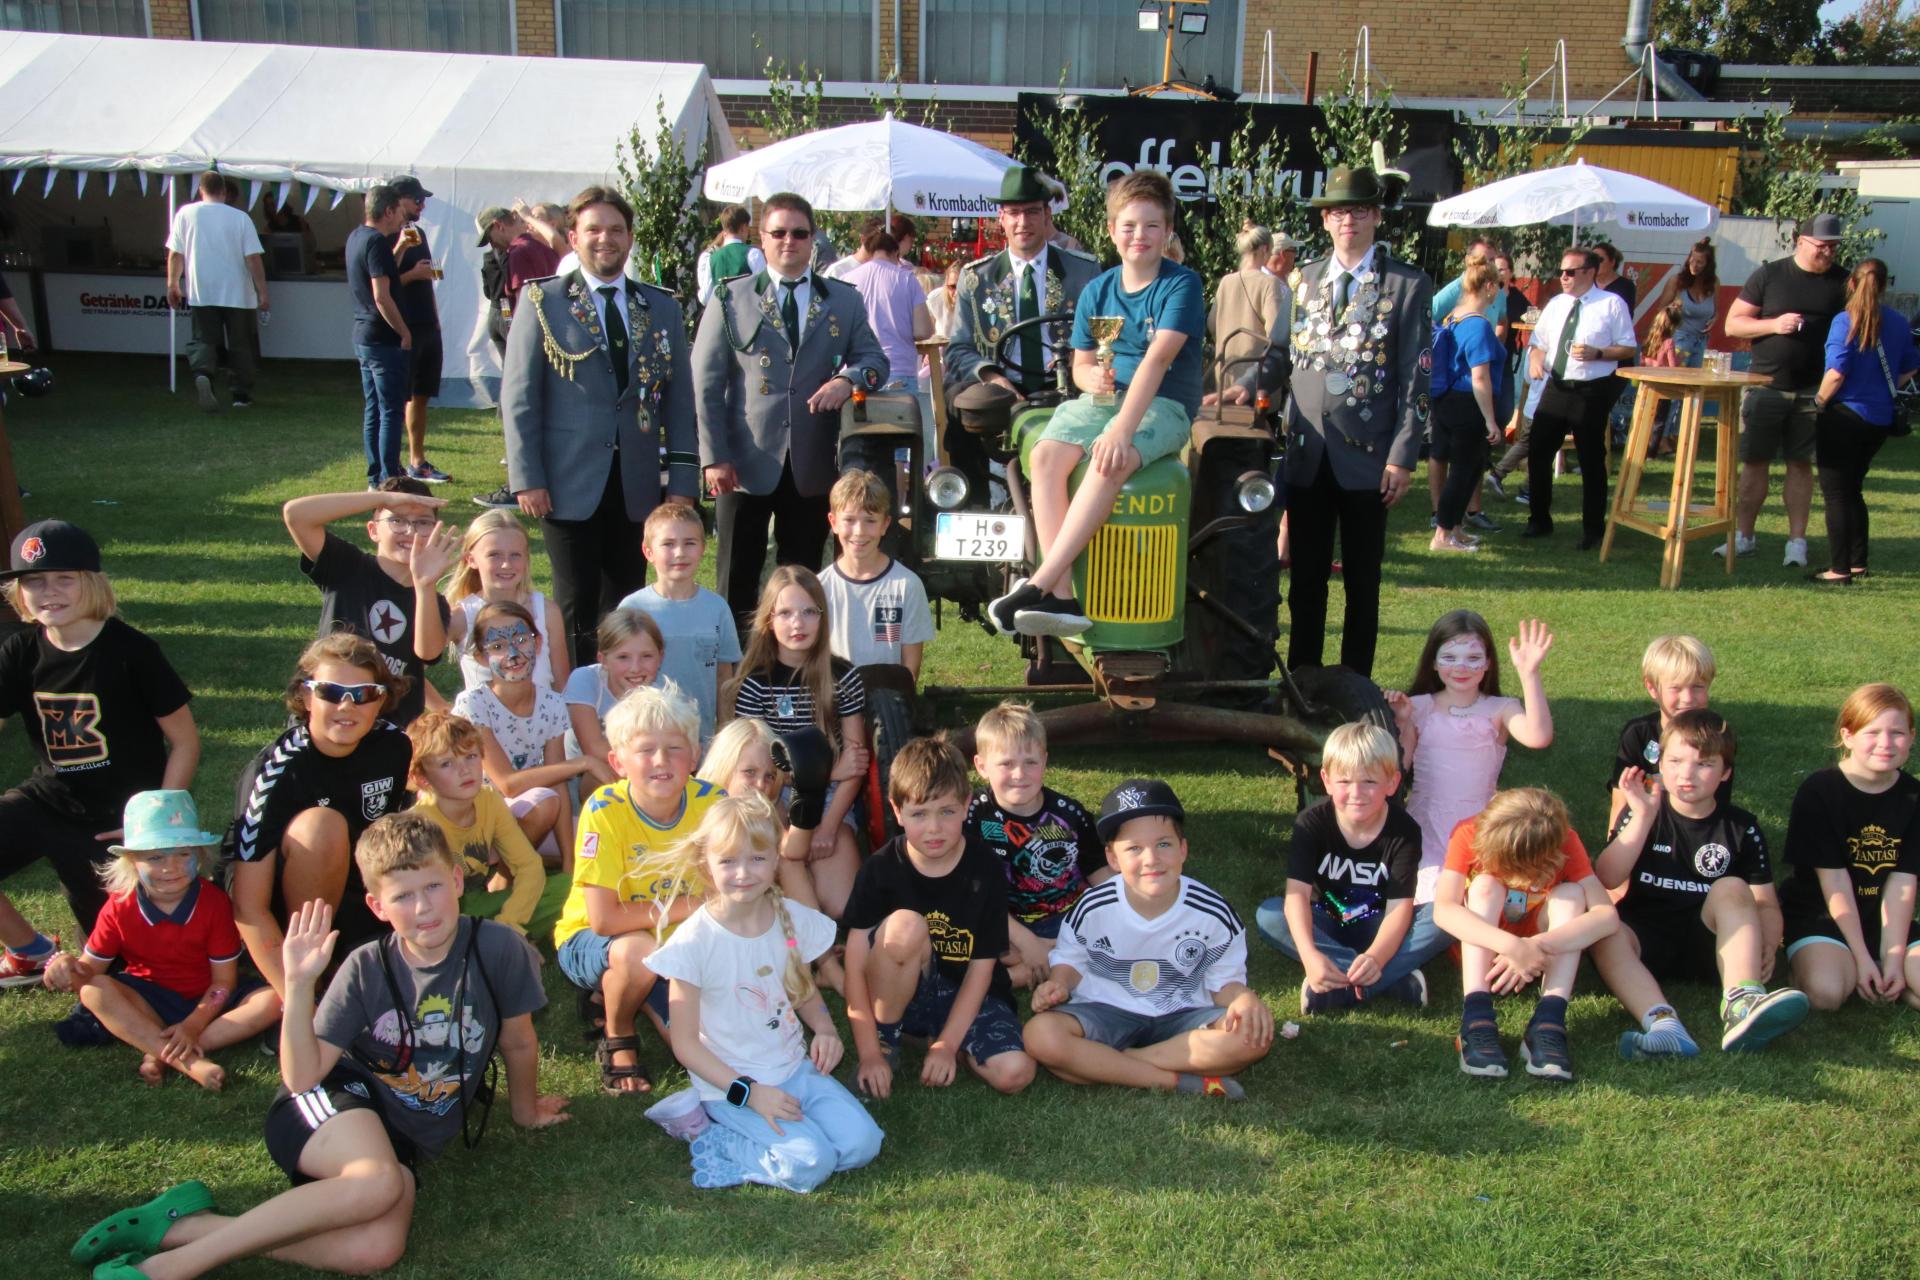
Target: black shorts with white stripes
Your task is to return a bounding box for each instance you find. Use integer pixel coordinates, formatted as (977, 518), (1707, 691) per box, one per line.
(264, 1065), (416, 1185)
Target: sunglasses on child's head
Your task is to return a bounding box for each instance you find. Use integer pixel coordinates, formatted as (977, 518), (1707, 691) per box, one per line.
(304, 679), (388, 706)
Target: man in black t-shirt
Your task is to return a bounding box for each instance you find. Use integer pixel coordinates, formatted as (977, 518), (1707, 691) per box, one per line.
(388, 176), (451, 486)
(1722, 213), (1850, 566)
(347, 185), (413, 488)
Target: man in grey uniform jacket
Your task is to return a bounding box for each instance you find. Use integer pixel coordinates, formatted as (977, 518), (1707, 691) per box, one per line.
(693, 191), (889, 625)
(1273, 166), (1432, 678)
(501, 186), (700, 664)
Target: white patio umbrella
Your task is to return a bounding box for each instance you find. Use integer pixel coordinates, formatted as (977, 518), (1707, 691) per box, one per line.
(1427, 158), (1717, 239)
(703, 113), (1051, 218)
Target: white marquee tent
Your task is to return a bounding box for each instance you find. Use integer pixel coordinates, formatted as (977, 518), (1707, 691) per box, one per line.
(0, 32), (736, 404)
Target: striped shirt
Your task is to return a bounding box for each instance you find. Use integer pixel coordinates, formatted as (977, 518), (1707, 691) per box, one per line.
(1050, 875), (1247, 1016)
(731, 657), (865, 739)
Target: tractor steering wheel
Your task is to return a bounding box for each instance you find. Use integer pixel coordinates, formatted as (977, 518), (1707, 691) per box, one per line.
(989, 312), (1077, 389)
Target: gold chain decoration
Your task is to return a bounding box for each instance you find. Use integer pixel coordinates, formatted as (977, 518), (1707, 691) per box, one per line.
(523, 281), (599, 382)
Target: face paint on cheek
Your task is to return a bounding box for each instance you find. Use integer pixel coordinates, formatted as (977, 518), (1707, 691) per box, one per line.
(483, 623), (537, 680)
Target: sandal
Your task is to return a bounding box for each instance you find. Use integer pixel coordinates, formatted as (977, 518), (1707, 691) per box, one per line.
(595, 1034), (654, 1096)
(73, 1181), (215, 1264)
(92, 1253), (151, 1280)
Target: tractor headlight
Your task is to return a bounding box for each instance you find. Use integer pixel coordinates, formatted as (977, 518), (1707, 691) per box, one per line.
(1235, 470), (1276, 514)
(927, 466), (970, 510)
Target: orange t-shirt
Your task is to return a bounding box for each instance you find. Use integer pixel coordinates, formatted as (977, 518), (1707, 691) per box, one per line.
(1443, 817), (1595, 936)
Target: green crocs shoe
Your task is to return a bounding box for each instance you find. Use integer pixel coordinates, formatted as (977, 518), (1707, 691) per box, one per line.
(92, 1252), (150, 1280)
(72, 1180), (214, 1264)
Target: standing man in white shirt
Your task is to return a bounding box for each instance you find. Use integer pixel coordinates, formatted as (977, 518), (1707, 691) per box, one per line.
(1521, 247), (1638, 550)
(165, 171), (267, 412)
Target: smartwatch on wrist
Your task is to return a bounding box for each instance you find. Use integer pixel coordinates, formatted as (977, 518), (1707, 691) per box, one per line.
(726, 1076), (756, 1108)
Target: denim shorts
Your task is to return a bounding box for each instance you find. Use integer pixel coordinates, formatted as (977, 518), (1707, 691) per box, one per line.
(555, 929), (671, 1019)
(1054, 998), (1224, 1050)
(1037, 394), (1192, 467)
(885, 954), (1025, 1062)
(54, 973), (268, 1048)
(1019, 913), (1063, 941)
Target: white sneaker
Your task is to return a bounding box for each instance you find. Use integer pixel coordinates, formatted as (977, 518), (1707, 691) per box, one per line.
(1783, 537), (1808, 568)
(1712, 533), (1757, 557)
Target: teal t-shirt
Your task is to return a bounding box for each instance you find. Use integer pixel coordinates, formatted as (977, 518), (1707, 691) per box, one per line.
(1068, 261), (1207, 417)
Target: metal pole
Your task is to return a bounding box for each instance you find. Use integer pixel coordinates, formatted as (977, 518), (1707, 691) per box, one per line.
(166, 173), (176, 393)
(1304, 51), (1319, 103)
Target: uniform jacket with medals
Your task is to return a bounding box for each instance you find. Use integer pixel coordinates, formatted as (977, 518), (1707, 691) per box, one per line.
(944, 243), (1100, 393)
(1280, 249), (1434, 491)
(500, 269), (700, 521)
(693, 270), (889, 498)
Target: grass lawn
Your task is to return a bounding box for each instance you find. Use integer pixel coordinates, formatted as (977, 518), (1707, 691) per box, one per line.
(4, 353), (1920, 1279)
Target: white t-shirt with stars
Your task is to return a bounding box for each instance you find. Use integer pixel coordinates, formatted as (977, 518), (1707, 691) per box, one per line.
(1049, 875), (1247, 1016)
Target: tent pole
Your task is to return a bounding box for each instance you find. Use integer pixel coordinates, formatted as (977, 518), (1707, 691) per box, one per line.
(165, 174), (176, 394)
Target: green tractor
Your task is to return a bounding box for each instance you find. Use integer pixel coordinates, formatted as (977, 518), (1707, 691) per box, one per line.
(834, 313), (1393, 798)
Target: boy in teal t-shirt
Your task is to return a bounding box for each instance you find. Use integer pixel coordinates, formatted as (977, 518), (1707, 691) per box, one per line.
(989, 169), (1205, 641)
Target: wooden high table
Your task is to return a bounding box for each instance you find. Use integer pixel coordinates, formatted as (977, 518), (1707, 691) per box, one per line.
(1600, 364), (1771, 589)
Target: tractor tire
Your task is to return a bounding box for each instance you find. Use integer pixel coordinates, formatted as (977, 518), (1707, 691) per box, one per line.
(862, 685), (917, 847)
(1285, 664), (1400, 803)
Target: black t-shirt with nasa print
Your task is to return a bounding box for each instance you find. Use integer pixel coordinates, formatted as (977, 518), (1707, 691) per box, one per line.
(1286, 797), (1421, 927)
(967, 785), (1106, 922)
(0, 618), (191, 826)
(301, 531), (449, 727)
(1610, 797), (1772, 930)
(1607, 711), (1736, 804)
(1778, 766), (1920, 951)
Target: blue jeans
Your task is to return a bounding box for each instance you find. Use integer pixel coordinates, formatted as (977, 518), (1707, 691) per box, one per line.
(696, 1061), (884, 1192)
(356, 342), (409, 485)
(1255, 899), (1454, 996)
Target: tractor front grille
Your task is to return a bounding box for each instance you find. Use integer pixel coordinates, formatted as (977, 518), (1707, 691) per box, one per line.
(1085, 523), (1179, 623)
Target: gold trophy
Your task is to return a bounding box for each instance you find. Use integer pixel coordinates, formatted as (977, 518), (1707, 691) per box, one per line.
(1086, 315), (1125, 407)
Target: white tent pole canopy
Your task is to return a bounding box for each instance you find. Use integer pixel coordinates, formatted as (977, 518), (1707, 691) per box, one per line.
(1427, 159), (1718, 239)
(0, 33), (738, 406)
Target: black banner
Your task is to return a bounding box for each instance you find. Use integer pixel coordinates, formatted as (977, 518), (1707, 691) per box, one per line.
(1013, 93), (1460, 209)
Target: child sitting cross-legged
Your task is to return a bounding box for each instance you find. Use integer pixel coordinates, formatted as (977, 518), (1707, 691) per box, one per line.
(1593, 710), (1809, 1058)
(1025, 779), (1274, 1100)
(71, 813), (566, 1280)
(1431, 788), (1618, 1083)
(843, 736), (1037, 1099)
(553, 683), (720, 1096)
(639, 794), (884, 1192)
(1255, 723), (1438, 1015)
(966, 700), (1109, 988)
(405, 711), (547, 937)
(988, 168), (1207, 639)
(42, 790), (281, 1089)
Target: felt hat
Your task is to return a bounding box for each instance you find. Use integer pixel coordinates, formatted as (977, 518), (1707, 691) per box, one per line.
(109, 790), (221, 855)
(996, 166), (1059, 205)
(1307, 166), (1392, 209)
(1, 519), (100, 581)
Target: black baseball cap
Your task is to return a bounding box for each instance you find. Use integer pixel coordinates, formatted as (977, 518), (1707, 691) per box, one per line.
(1798, 212), (1843, 243)
(1096, 778), (1187, 842)
(1, 519), (101, 580)
(388, 175), (433, 202)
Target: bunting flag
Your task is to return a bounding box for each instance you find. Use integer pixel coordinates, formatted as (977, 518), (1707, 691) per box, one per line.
(43, 169), (56, 197)
(277, 180), (293, 209)
(329, 188), (346, 210)
(105, 171), (117, 196)
(247, 180), (263, 209)
(303, 184), (321, 213)
(14, 169), (27, 194)
(137, 170), (148, 195)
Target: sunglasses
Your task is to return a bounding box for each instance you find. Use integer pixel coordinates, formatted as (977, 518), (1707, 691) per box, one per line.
(1558, 267), (1591, 277)
(765, 227), (813, 240)
(305, 679), (388, 706)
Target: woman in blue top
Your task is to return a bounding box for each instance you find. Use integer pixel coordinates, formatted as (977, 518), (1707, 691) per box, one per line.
(1429, 257), (1506, 553)
(1810, 258), (1918, 584)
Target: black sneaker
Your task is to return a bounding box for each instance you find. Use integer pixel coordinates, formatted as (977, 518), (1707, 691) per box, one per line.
(1465, 511), (1500, 533)
(473, 484), (519, 510)
(987, 578), (1041, 636)
(1014, 594), (1092, 638)
(1522, 1022), (1574, 1082)
(1457, 1021), (1509, 1078)
(1485, 471), (1509, 499)
(1513, 487), (1532, 505)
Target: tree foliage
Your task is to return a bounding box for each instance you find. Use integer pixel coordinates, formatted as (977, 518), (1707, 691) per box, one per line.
(1449, 74), (1593, 279)
(1310, 58), (1427, 262)
(1016, 89), (1114, 265)
(614, 99), (709, 327)
(1654, 0), (1919, 66)
(1187, 116), (1301, 302)
(1734, 109), (1883, 261)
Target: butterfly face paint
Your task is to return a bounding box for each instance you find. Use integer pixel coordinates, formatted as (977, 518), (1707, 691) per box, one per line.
(481, 621), (537, 682)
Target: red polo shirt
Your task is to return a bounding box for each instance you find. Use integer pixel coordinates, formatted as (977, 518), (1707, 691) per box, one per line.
(84, 878), (243, 999)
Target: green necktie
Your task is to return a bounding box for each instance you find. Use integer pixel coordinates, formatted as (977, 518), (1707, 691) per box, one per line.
(599, 286), (629, 394)
(1017, 262), (1044, 391)
(1332, 270), (1352, 319)
(781, 280), (801, 348)
(1551, 299), (1581, 379)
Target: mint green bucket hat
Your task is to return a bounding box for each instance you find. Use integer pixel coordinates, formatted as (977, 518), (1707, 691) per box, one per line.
(108, 790), (221, 855)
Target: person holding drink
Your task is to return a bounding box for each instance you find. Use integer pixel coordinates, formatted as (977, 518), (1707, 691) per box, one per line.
(987, 170), (1206, 639)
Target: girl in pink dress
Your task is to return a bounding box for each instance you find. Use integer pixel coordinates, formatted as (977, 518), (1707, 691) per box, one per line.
(1387, 611), (1555, 904)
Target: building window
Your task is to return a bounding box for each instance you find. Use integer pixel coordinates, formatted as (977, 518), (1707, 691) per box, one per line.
(196, 0), (514, 54)
(923, 0), (1240, 90)
(0, 0), (147, 35)
(559, 0), (872, 81)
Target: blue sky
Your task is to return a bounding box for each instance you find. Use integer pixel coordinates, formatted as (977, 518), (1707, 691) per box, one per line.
(1818, 0), (1866, 17)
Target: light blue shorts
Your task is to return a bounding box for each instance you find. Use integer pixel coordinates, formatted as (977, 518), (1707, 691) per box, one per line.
(1036, 395), (1192, 467)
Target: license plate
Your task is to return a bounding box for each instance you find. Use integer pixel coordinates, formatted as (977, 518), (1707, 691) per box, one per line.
(934, 512), (1021, 562)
